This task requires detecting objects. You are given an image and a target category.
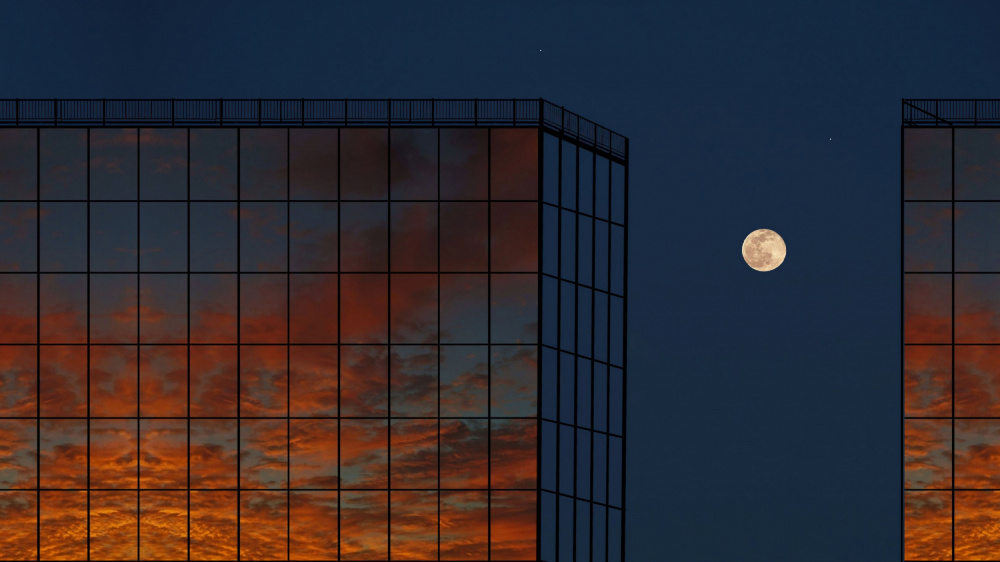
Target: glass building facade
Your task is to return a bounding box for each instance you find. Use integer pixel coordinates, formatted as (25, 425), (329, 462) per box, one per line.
(903, 99), (1000, 561)
(0, 99), (627, 561)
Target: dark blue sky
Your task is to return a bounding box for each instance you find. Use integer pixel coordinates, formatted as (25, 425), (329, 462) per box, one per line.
(5, 1), (1000, 559)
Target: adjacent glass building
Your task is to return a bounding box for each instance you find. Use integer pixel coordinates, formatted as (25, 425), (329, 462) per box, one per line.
(0, 99), (627, 561)
(903, 99), (1000, 560)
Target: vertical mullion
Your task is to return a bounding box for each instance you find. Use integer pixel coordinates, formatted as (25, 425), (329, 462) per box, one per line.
(555, 137), (562, 562)
(86, 128), (92, 562)
(336, 127), (342, 562)
(535, 126), (543, 562)
(573, 142), (580, 562)
(620, 137), (629, 562)
(236, 127), (241, 561)
(35, 126), (40, 562)
(590, 140), (597, 562)
(605, 151), (611, 562)
(286, 128), (291, 562)
(186, 127), (192, 562)
(136, 127), (142, 559)
(486, 127), (493, 561)
(387, 127), (392, 561)
(436, 127), (442, 562)
(950, 127), (955, 561)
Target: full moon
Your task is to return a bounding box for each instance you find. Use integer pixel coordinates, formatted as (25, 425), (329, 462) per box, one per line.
(742, 229), (786, 272)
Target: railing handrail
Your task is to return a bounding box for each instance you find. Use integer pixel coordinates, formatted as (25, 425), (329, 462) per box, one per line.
(0, 98), (627, 160)
(902, 98), (1000, 126)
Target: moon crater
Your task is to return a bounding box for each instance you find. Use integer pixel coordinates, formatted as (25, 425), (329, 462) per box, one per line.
(742, 229), (786, 272)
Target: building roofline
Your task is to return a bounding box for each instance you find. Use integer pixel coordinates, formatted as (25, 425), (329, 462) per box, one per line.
(903, 99), (1000, 127)
(0, 98), (627, 161)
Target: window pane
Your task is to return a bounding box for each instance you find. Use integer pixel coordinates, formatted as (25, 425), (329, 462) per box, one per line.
(290, 201), (337, 271)
(290, 419), (338, 489)
(240, 202), (287, 272)
(441, 274), (487, 344)
(341, 202), (387, 271)
(139, 419), (187, 489)
(91, 203), (137, 272)
(441, 129), (487, 200)
(956, 346), (1000, 416)
(290, 345), (338, 417)
(956, 128), (1000, 200)
(190, 274), (237, 344)
(341, 128), (388, 200)
(40, 491), (87, 560)
(40, 345), (86, 416)
(90, 491), (137, 560)
(905, 202), (951, 272)
(290, 274), (338, 343)
(390, 128), (437, 200)
(90, 346), (137, 417)
(240, 420), (287, 489)
(139, 345), (187, 417)
(190, 491), (237, 560)
(340, 420), (388, 489)
(956, 274), (1000, 343)
(191, 129), (237, 200)
(440, 419), (487, 489)
(341, 274), (387, 343)
(240, 274), (288, 343)
(340, 491), (388, 560)
(138, 491), (187, 560)
(91, 129), (137, 200)
(0, 420), (36, 490)
(139, 274), (187, 344)
(492, 202), (538, 272)
(491, 128), (538, 200)
(491, 345), (537, 417)
(139, 129), (186, 200)
(490, 491), (536, 560)
(290, 491), (339, 560)
(440, 491), (487, 560)
(390, 420), (438, 489)
(290, 128), (338, 200)
(0, 203), (37, 271)
(240, 345), (288, 417)
(40, 129), (86, 200)
(905, 419), (951, 489)
(341, 345), (387, 417)
(90, 420), (138, 489)
(390, 345), (437, 417)
(390, 274), (437, 344)
(492, 274), (538, 344)
(440, 202), (487, 271)
(440, 345), (487, 417)
(190, 202), (236, 271)
(40, 202), (86, 271)
(240, 128), (287, 200)
(491, 419), (537, 489)
(190, 419), (237, 489)
(907, 345), (951, 417)
(0, 345), (35, 417)
(240, 129), (288, 199)
(240, 491), (288, 559)
(140, 202), (186, 271)
(190, 345), (238, 417)
(0, 129), (36, 200)
(390, 202), (437, 271)
(390, 490), (437, 560)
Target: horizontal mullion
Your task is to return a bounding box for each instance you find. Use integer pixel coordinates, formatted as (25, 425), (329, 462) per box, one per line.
(14, 487), (540, 492)
(541, 272), (624, 298)
(904, 199), (1000, 203)
(540, 416), (623, 439)
(542, 201), (624, 227)
(16, 198), (543, 204)
(17, 342), (537, 347)
(1, 415), (539, 420)
(19, 270), (540, 275)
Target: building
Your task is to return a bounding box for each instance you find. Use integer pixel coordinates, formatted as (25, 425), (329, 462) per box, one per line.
(903, 99), (1000, 560)
(0, 98), (627, 561)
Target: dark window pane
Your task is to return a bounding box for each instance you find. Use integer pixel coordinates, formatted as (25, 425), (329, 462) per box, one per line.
(40, 129), (86, 200)
(440, 419), (487, 489)
(40, 274), (86, 343)
(90, 274), (136, 343)
(290, 128), (338, 200)
(341, 345), (388, 417)
(0, 129), (36, 199)
(0, 203), (37, 271)
(190, 274), (237, 344)
(492, 202), (538, 272)
(90, 129), (137, 200)
(491, 128), (538, 200)
(491, 345), (537, 417)
(140, 202), (187, 271)
(290, 274), (338, 343)
(341, 274), (387, 343)
(191, 129), (237, 200)
(290, 201), (337, 271)
(91, 202), (137, 272)
(440, 345), (487, 417)
(390, 128), (437, 200)
(390, 274), (437, 344)
(441, 128), (487, 200)
(390, 202), (437, 271)
(542, 133), (559, 205)
(440, 202), (487, 271)
(341, 128), (388, 200)
(561, 140), (577, 210)
(390, 345), (438, 417)
(40, 202), (86, 271)
(190, 202), (237, 271)
(240, 128), (288, 200)
(139, 274), (186, 344)
(139, 129), (186, 200)
(341, 202), (387, 271)
(440, 274), (487, 344)
(240, 202), (287, 272)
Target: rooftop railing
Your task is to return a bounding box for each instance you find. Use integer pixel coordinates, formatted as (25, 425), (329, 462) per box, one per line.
(0, 98), (627, 160)
(903, 99), (1000, 126)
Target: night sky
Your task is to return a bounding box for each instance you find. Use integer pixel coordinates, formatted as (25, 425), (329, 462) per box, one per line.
(4, 1), (1000, 560)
